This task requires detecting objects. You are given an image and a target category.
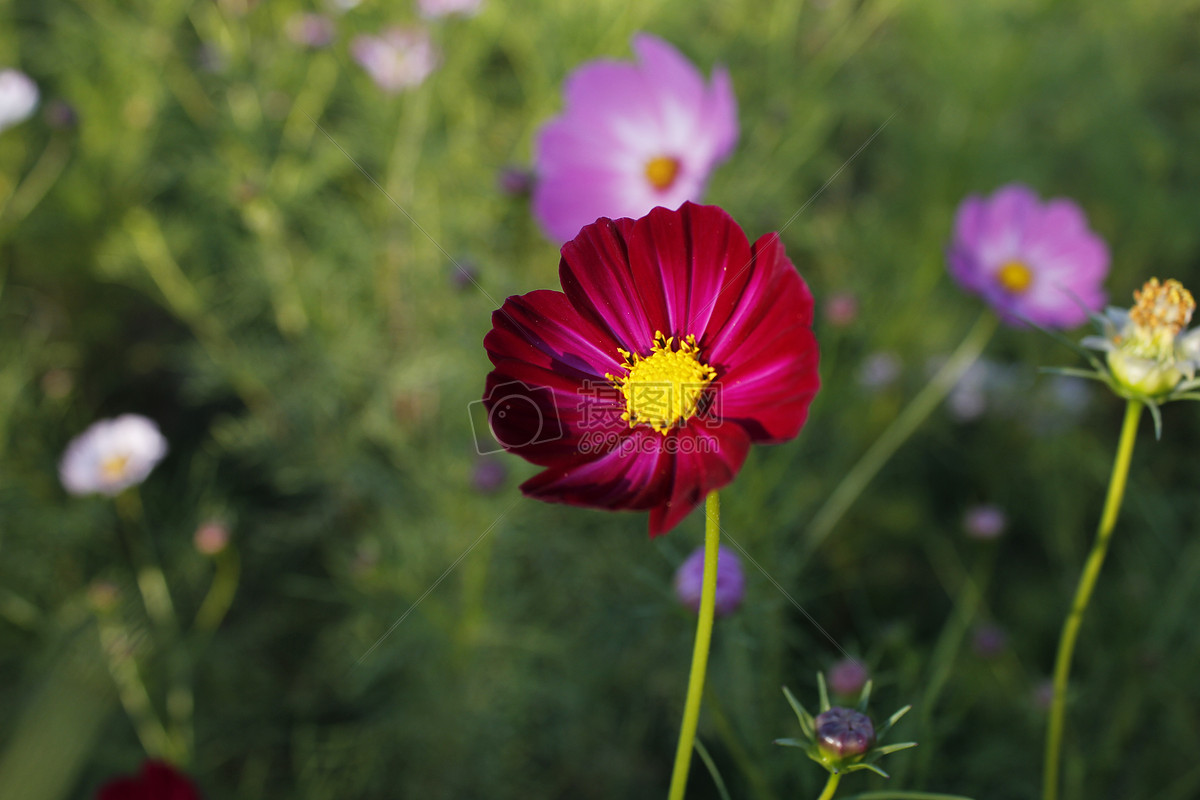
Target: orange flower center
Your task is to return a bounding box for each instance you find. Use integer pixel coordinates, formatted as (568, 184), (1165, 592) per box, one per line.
(644, 156), (680, 191)
(1130, 277), (1194, 336)
(606, 331), (716, 434)
(995, 260), (1033, 293)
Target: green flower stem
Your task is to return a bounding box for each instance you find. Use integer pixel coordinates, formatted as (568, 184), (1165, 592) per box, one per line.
(816, 772), (842, 800)
(194, 547), (241, 635)
(1043, 399), (1143, 800)
(802, 313), (997, 557)
(667, 492), (721, 800)
(115, 490), (177, 631)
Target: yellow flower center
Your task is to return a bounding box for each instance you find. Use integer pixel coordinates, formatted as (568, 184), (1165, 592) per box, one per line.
(606, 331), (717, 434)
(1130, 277), (1194, 337)
(101, 454), (130, 481)
(995, 260), (1033, 293)
(644, 156), (680, 191)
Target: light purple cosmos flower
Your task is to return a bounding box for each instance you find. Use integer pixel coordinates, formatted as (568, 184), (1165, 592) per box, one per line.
(533, 34), (738, 243)
(947, 184), (1109, 328)
(60, 414), (167, 496)
(674, 544), (745, 616)
(0, 69), (38, 133)
(352, 27), (439, 93)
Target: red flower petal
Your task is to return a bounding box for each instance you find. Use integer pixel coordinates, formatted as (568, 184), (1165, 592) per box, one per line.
(648, 421), (751, 536)
(97, 761), (200, 800)
(484, 289), (624, 379)
(520, 427), (676, 512)
(560, 216), (663, 351)
(626, 203), (754, 338)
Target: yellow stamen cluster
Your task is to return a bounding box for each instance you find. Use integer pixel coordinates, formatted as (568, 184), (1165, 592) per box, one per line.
(607, 331), (716, 434)
(101, 454), (131, 481)
(1129, 278), (1194, 337)
(645, 156), (680, 191)
(995, 260), (1034, 294)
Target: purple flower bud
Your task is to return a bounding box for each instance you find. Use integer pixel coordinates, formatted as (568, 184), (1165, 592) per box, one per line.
(823, 292), (858, 328)
(857, 352), (901, 390)
(963, 504), (1007, 540)
(450, 259), (479, 291)
(286, 13), (336, 49)
(674, 544), (745, 617)
(43, 99), (77, 129)
(815, 707), (875, 759)
(472, 458), (507, 494)
(1033, 679), (1054, 712)
(827, 659), (869, 697)
(497, 165), (534, 197)
(971, 623), (1008, 659)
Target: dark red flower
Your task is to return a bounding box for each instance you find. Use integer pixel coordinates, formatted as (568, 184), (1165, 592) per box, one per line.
(482, 202), (819, 536)
(97, 761), (200, 800)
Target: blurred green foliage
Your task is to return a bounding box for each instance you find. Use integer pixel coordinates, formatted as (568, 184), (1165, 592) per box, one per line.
(1, 0), (1200, 798)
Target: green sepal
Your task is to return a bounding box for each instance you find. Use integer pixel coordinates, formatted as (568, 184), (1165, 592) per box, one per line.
(817, 672), (831, 713)
(773, 738), (808, 749)
(875, 704), (911, 741)
(873, 741), (918, 756)
(843, 762), (891, 778)
(782, 686), (815, 740)
(856, 679), (873, 713)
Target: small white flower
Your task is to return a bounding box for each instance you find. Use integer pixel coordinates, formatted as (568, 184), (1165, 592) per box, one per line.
(0, 69), (39, 134)
(418, 0), (483, 18)
(351, 28), (439, 94)
(60, 415), (168, 496)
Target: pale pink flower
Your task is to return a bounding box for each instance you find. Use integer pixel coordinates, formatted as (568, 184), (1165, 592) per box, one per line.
(60, 415), (167, 496)
(533, 34), (737, 242)
(352, 27), (439, 93)
(0, 69), (38, 133)
(418, 0), (483, 18)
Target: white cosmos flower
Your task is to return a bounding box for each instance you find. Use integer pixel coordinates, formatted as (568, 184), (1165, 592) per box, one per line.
(0, 69), (38, 133)
(60, 414), (168, 496)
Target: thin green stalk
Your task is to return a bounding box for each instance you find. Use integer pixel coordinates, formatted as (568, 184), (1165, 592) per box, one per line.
(803, 313), (997, 557)
(816, 771), (842, 800)
(1043, 399), (1142, 800)
(667, 492), (721, 800)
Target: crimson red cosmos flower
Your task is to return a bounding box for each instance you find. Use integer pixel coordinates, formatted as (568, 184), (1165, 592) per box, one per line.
(482, 202), (819, 536)
(97, 761), (200, 800)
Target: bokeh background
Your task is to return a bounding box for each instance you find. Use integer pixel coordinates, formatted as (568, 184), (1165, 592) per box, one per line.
(2, 0), (1200, 798)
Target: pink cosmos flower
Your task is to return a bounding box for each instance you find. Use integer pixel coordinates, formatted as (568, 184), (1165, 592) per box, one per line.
(351, 27), (439, 93)
(533, 34), (737, 243)
(947, 184), (1109, 328)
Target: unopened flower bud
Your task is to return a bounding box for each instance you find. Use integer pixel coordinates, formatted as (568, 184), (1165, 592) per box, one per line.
(815, 707), (875, 760)
(827, 658), (869, 697)
(674, 545), (745, 617)
(964, 504), (1007, 540)
(87, 580), (121, 613)
(194, 521), (231, 556)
